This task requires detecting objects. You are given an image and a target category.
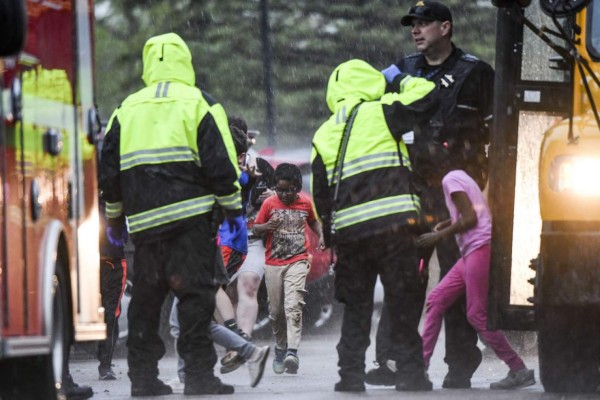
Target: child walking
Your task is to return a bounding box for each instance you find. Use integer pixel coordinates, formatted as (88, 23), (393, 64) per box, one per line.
(415, 147), (535, 390)
(252, 163), (322, 375)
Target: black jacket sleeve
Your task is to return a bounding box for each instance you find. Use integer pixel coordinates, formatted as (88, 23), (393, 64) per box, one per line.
(98, 115), (123, 208)
(311, 149), (333, 247)
(196, 104), (241, 212)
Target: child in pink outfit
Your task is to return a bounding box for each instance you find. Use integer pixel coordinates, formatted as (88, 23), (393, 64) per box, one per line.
(416, 150), (535, 390)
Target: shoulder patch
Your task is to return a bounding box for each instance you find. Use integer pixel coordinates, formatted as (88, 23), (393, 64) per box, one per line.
(399, 53), (422, 72)
(405, 53), (421, 60)
(461, 53), (479, 63)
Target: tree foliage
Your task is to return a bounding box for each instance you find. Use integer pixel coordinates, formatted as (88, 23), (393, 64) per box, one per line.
(94, 0), (496, 149)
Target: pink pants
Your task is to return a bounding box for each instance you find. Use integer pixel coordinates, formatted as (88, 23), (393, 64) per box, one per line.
(421, 243), (526, 372)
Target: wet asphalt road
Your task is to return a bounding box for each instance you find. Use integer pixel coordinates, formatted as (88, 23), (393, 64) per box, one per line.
(69, 327), (599, 400)
(69, 252), (599, 400)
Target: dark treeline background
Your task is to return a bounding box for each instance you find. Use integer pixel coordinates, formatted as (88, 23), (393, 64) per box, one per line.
(94, 0), (497, 150)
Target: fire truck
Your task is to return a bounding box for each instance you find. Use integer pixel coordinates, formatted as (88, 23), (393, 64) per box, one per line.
(488, 0), (600, 392)
(0, 0), (105, 398)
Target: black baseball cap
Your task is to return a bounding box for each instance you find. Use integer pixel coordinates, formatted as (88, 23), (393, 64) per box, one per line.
(400, 1), (453, 26)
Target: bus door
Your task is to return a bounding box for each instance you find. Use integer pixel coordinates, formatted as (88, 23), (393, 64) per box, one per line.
(487, 1), (573, 330)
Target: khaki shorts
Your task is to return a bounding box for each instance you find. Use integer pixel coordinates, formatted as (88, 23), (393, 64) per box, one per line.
(230, 238), (266, 282)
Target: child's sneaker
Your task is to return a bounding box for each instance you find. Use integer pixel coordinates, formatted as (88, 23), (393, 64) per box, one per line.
(248, 346), (270, 387)
(490, 368), (535, 389)
(284, 350), (299, 374)
(273, 346), (286, 374)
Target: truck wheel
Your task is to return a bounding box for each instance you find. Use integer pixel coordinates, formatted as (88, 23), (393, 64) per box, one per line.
(29, 263), (70, 399)
(538, 305), (600, 392)
(52, 263), (70, 398)
(0, 263), (70, 399)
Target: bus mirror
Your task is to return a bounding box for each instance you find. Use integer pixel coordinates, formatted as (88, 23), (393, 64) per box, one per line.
(491, 0), (532, 8)
(540, 0), (591, 17)
(0, 0), (27, 56)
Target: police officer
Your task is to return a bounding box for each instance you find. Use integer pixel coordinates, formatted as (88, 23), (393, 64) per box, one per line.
(99, 33), (243, 397)
(311, 59), (437, 392)
(366, 1), (495, 389)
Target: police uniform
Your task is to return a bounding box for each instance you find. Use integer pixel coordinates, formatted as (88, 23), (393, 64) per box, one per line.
(375, 46), (494, 385)
(311, 59), (437, 390)
(99, 33), (241, 395)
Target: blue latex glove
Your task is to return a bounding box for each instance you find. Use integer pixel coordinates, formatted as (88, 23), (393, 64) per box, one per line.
(106, 225), (128, 247)
(382, 64), (402, 84)
(227, 215), (245, 234)
(239, 171), (250, 186)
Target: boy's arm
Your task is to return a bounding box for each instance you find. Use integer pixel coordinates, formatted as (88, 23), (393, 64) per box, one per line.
(253, 201), (281, 235)
(416, 191), (477, 247)
(252, 220), (278, 235)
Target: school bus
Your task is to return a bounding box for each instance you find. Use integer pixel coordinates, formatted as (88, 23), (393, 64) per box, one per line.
(489, 0), (600, 392)
(0, 0), (105, 398)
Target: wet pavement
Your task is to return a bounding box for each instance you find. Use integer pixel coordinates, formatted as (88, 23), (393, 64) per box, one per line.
(69, 327), (597, 400)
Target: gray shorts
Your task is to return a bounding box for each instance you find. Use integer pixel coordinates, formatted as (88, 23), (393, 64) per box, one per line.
(230, 238), (266, 282)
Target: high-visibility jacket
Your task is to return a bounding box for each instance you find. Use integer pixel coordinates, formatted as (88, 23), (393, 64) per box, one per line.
(311, 59), (436, 246)
(99, 33), (241, 243)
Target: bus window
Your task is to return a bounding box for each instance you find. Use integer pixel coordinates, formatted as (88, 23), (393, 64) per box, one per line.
(522, 2), (570, 82)
(587, 2), (600, 60)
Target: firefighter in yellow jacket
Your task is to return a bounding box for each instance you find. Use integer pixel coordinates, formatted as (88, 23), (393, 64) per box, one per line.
(99, 33), (241, 397)
(311, 59), (437, 392)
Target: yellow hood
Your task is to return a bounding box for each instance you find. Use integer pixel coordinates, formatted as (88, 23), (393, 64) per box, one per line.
(326, 59), (386, 113)
(141, 33), (195, 87)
